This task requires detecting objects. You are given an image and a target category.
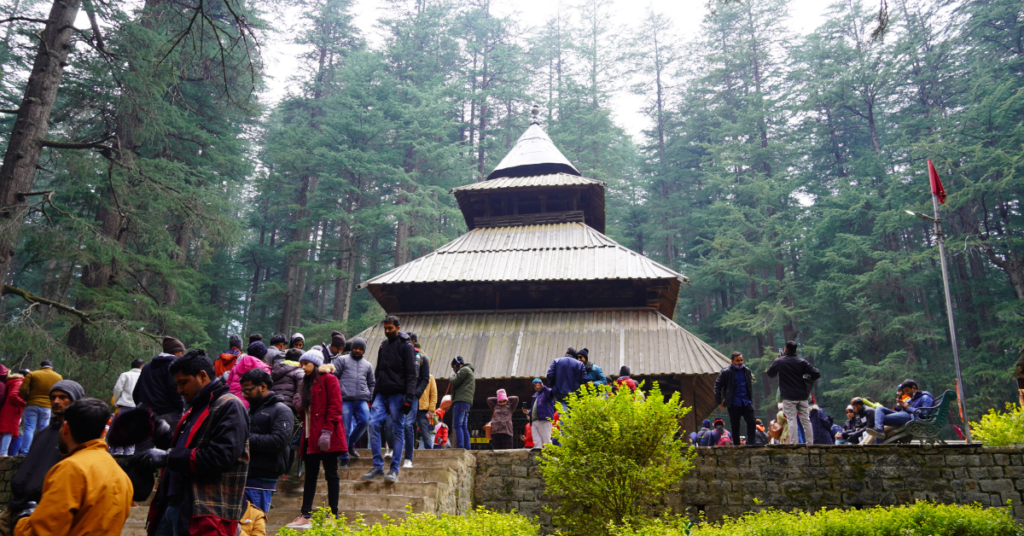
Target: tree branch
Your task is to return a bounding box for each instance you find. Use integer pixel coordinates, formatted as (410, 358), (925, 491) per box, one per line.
(0, 109), (18, 114)
(39, 138), (111, 150)
(0, 17), (49, 25)
(2, 285), (93, 324)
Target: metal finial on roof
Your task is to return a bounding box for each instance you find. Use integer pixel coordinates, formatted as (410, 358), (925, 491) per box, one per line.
(531, 104), (540, 123)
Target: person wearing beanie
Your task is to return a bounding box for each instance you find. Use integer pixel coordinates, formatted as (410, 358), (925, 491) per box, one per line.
(330, 331), (346, 353)
(328, 337), (374, 459)
(141, 350), (250, 536)
(575, 348), (607, 386)
(694, 419), (716, 447)
(132, 338), (186, 430)
(216, 335), (244, 378)
(226, 342), (272, 409)
(546, 347), (587, 414)
(362, 315), (417, 484)
(285, 347), (346, 530)
(0, 379), (84, 531)
(447, 355), (475, 452)
(487, 389), (519, 450)
(17, 360), (63, 455)
(528, 379), (556, 447)
(289, 333), (305, 350)
(615, 365), (638, 393)
(265, 334), (288, 366)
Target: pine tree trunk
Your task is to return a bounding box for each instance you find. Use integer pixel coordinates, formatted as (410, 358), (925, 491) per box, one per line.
(0, 0), (83, 284)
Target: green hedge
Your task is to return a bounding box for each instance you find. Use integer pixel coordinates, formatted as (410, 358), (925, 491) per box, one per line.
(276, 507), (539, 536)
(611, 502), (1022, 536)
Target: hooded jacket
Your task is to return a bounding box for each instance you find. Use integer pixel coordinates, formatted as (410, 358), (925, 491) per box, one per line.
(226, 355), (271, 409)
(331, 353), (375, 403)
(546, 355), (588, 401)
(147, 379), (249, 536)
(133, 353), (185, 421)
(0, 374), (25, 436)
(373, 332), (417, 398)
(246, 392), (293, 479)
(419, 375), (437, 412)
(293, 373), (347, 455)
(14, 439), (132, 536)
(264, 346), (285, 367)
(449, 363), (475, 404)
(766, 353), (821, 401)
(215, 348), (241, 379)
(487, 396), (520, 436)
(20, 367), (62, 408)
(413, 353), (431, 398)
(112, 367), (142, 408)
(528, 385), (556, 422)
(271, 361), (303, 412)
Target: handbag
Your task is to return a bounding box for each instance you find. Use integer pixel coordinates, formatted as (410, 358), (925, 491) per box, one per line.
(439, 383), (453, 411)
(768, 420), (783, 441)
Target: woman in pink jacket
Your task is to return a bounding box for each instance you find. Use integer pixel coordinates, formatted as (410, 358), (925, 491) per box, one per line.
(227, 342), (272, 408)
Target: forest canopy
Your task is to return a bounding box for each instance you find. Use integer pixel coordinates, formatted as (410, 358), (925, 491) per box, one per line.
(0, 0), (1021, 419)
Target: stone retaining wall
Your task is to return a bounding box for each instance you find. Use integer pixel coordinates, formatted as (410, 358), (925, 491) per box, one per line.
(0, 457), (23, 507)
(473, 444), (1024, 530)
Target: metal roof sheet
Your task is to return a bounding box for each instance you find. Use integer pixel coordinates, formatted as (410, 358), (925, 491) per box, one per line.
(356, 223), (687, 289)
(486, 123), (581, 180)
(450, 173), (604, 193)
(352, 308), (729, 379)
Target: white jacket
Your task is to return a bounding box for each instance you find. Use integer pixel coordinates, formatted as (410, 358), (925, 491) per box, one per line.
(112, 367), (141, 407)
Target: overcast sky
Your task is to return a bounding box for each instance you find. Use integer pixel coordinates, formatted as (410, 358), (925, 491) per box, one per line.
(261, 0), (829, 141)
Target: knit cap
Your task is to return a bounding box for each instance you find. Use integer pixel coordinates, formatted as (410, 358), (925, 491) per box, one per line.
(247, 341), (268, 360)
(299, 348), (323, 368)
(331, 330), (346, 349)
(51, 379), (85, 401)
(350, 337), (367, 351)
(162, 336), (185, 355)
(290, 333), (305, 347)
(497, 389), (508, 402)
(533, 378), (543, 385)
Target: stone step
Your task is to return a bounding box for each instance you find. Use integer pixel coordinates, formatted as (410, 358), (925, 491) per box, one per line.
(276, 479), (441, 499)
(343, 456), (460, 469)
(349, 448), (464, 459)
(271, 492), (433, 513)
(337, 466), (454, 484)
(267, 508), (409, 529)
(120, 520), (147, 536)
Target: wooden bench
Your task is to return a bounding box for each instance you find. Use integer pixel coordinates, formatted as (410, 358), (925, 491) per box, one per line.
(882, 389), (956, 445)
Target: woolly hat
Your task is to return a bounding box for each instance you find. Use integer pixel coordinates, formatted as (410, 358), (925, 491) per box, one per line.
(619, 365), (631, 377)
(299, 348), (323, 368)
(451, 356), (465, 368)
(290, 333), (305, 347)
(331, 330), (346, 349)
(350, 337), (367, 351)
(40, 360), (53, 369)
(0, 365), (8, 378)
(576, 348), (589, 361)
(533, 378), (543, 385)
(247, 341), (268, 360)
(846, 405), (855, 412)
(497, 389), (508, 402)
(229, 335), (242, 350)
(713, 418), (725, 427)
(51, 379), (85, 401)
(702, 419), (712, 428)
(435, 408), (445, 420)
(162, 336), (185, 355)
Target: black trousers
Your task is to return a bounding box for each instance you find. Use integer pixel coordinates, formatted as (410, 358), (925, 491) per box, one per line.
(491, 433), (513, 450)
(727, 404), (757, 445)
(302, 452), (339, 517)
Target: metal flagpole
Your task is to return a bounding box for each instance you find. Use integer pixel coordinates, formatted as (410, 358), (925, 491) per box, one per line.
(932, 193), (972, 444)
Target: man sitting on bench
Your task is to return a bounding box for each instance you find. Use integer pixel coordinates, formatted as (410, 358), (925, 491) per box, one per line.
(867, 380), (934, 440)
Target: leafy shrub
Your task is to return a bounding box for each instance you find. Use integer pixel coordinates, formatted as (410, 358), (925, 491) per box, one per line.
(609, 502), (1023, 536)
(539, 382), (694, 535)
(972, 403), (1024, 446)
(277, 506), (540, 536)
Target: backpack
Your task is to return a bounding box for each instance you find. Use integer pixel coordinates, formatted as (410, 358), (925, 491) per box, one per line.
(696, 428), (715, 447)
(716, 431), (732, 446)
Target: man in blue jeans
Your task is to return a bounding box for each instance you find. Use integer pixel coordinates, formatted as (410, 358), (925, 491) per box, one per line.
(362, 316), (417, 484)
(449, 356), (475, 450)
(333, 337), (374, 459)
(868, 379), (934, 439)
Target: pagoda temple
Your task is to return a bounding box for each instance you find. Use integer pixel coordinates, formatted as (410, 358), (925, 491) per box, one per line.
(353, 109), (729, 437)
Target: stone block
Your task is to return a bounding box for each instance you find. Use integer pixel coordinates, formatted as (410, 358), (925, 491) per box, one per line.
(1004, 467), (1024, 479)
(980, 479), (1015, 493)
(969, 467), (991, 479)
(946, 455), (968, 466)
(883, 480), (906, 491)
(994, 454), (1010, 465)
(960, 492), (992, 506)
(510, 465), (528, 478)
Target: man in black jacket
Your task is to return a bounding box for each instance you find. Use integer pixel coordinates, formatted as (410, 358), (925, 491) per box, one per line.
(714, 352), (757, 446)
(240, 368), (293, 514)
(362, 315), (417, 484)
(401, 333), (430, 469)
(133, 336), (187, 426)
(766, 341), (820, 444)
(0, 380), (84, 536)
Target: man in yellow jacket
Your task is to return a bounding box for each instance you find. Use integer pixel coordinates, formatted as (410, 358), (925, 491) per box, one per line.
(17, 361), (62, 455)
(14, 398), (133, 536)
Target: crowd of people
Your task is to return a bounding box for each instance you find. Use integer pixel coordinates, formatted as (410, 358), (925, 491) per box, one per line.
(698, 341), (944, 447)
(0, 324), (948, 535)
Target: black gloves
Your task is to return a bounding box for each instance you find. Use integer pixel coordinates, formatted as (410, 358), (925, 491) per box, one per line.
(140, 448), (169, 470)
(401, 395), (414, 414)
(151, 418), (172, 448)
(16, 502), (36, 520)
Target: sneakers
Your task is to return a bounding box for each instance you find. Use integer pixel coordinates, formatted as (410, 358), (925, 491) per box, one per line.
(385, 470), (399, 483)
(866, 427), (885, 438)
(384, 448), (393, 459)
(286, 515), (312, 529)
(361, 467), (385, 480)
(339, 458), (349, 469)
(402, 459), (413, 469)
(350, 449), (361, 458)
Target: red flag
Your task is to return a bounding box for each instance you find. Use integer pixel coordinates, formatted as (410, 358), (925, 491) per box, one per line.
(928, 159), (946, 204)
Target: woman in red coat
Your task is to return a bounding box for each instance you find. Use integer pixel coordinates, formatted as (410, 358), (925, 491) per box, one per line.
(0, 370), (26, 456)
(286, 348), (347, 529)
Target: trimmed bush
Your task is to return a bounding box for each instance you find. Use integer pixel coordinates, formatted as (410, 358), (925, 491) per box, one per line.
(609, 502), (1023, 536)
(972, 403), (1024, 447)
(276, 507), (540, 536)
(539, 382), (695, 535)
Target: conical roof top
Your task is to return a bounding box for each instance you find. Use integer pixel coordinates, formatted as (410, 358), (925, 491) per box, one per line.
(487, 118), (581, 180)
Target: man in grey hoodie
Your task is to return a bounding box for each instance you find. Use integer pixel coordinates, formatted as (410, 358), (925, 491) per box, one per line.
(332, 337), (374, 459)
